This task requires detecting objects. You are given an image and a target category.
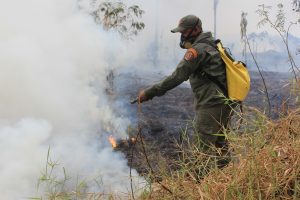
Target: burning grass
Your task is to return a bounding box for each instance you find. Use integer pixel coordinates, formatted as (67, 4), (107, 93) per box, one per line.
(109, 135), (117, 148)
(108, 135), (137, 149)
(141, 108), (300, 200)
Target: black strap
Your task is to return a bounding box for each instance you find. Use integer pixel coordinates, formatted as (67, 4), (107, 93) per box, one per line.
(186, 19), (200, 38)
(203, 39), (220, 49)
(199, 39), (228, 97)
(202, 72), (228, 97)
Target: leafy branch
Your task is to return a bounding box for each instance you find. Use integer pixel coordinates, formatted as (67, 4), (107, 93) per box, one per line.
(257, 4), (300, 82)
(92, 0), (145, 39)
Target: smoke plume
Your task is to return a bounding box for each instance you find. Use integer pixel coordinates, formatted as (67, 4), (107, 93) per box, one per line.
(0, 0), (143, 198)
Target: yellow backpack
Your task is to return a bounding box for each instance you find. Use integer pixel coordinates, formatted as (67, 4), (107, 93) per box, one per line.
(216, 40), (251, 101)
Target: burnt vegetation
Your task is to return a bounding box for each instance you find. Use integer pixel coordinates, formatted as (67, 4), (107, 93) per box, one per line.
(109, 68), (298, 199)
(111, 2), (300, 200)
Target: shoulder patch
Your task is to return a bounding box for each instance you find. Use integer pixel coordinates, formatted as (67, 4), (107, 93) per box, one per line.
(184, 48), (198, 61)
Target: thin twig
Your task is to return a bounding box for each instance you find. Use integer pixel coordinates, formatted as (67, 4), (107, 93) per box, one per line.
(260, 6), (299, 81)
(286, 22), (300, 76)
(136, 102), (173, 195)
(280, 23), (299, 81)
(245, 34), (271, 117)
(138, 131), (173, 194)
(129, 138), (136, 200)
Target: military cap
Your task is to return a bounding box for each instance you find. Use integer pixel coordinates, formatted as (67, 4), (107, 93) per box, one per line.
(171, 15), (202, 33)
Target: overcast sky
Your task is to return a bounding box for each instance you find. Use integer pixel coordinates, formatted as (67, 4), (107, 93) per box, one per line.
(125, 0), (300, 42)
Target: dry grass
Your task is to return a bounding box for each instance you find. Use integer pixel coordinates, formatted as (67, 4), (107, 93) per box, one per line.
(142, 108), (300, 200)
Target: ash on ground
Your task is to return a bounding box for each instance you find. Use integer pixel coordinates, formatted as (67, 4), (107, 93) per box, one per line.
(108, 70), (295, 176)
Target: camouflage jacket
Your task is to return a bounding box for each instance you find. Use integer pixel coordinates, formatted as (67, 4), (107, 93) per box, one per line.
(144, 32), (227, 108)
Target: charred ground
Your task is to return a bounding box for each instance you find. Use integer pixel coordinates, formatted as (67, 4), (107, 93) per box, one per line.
(109, 70), (294, 176)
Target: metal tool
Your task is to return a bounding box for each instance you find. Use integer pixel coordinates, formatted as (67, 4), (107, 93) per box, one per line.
(130, 97), (138, 104)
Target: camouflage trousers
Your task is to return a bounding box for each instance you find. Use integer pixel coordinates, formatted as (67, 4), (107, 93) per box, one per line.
(194, 103), (233, 168)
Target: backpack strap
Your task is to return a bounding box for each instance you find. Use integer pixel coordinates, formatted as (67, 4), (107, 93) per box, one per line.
(199, 39), (228, 98)
(203, 39), (221, 50)
(201, 71), (228, 97)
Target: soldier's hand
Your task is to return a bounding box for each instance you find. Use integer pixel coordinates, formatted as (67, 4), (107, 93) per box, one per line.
(138, 90), (148, 103)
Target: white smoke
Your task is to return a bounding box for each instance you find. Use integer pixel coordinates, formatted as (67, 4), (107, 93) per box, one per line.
(2, 0), (299, 198)
(0, 0), (143, 199)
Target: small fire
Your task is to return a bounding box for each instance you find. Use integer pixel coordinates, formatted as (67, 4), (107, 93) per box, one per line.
(108, 136), (137, 148)
(108, 135), (117, 148)
(131, 137), (136, 143)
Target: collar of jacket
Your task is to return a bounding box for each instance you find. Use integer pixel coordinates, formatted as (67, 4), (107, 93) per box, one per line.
(193, 32), (213, 44)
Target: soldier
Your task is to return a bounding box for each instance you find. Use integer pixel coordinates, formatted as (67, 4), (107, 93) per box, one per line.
(138, 15), (233, 167)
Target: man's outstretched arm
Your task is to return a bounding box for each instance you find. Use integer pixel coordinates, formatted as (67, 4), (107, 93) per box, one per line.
(144, 59), (193, 99)
(139, 48), (205, 102)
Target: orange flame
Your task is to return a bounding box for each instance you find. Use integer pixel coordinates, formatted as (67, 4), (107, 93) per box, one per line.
(131, 137), (136, 143)
(108, 135), (117, 148)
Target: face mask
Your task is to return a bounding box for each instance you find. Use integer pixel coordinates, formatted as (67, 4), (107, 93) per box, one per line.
(180, 34), (187, 49)
(179, 19), (200, 49)
(180, 35), (192, 49)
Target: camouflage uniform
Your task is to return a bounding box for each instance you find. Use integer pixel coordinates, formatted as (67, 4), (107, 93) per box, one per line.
(144, 31), (232, 151)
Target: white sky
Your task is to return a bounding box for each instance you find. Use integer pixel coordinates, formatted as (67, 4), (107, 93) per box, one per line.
(126, 0), (300, 42)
